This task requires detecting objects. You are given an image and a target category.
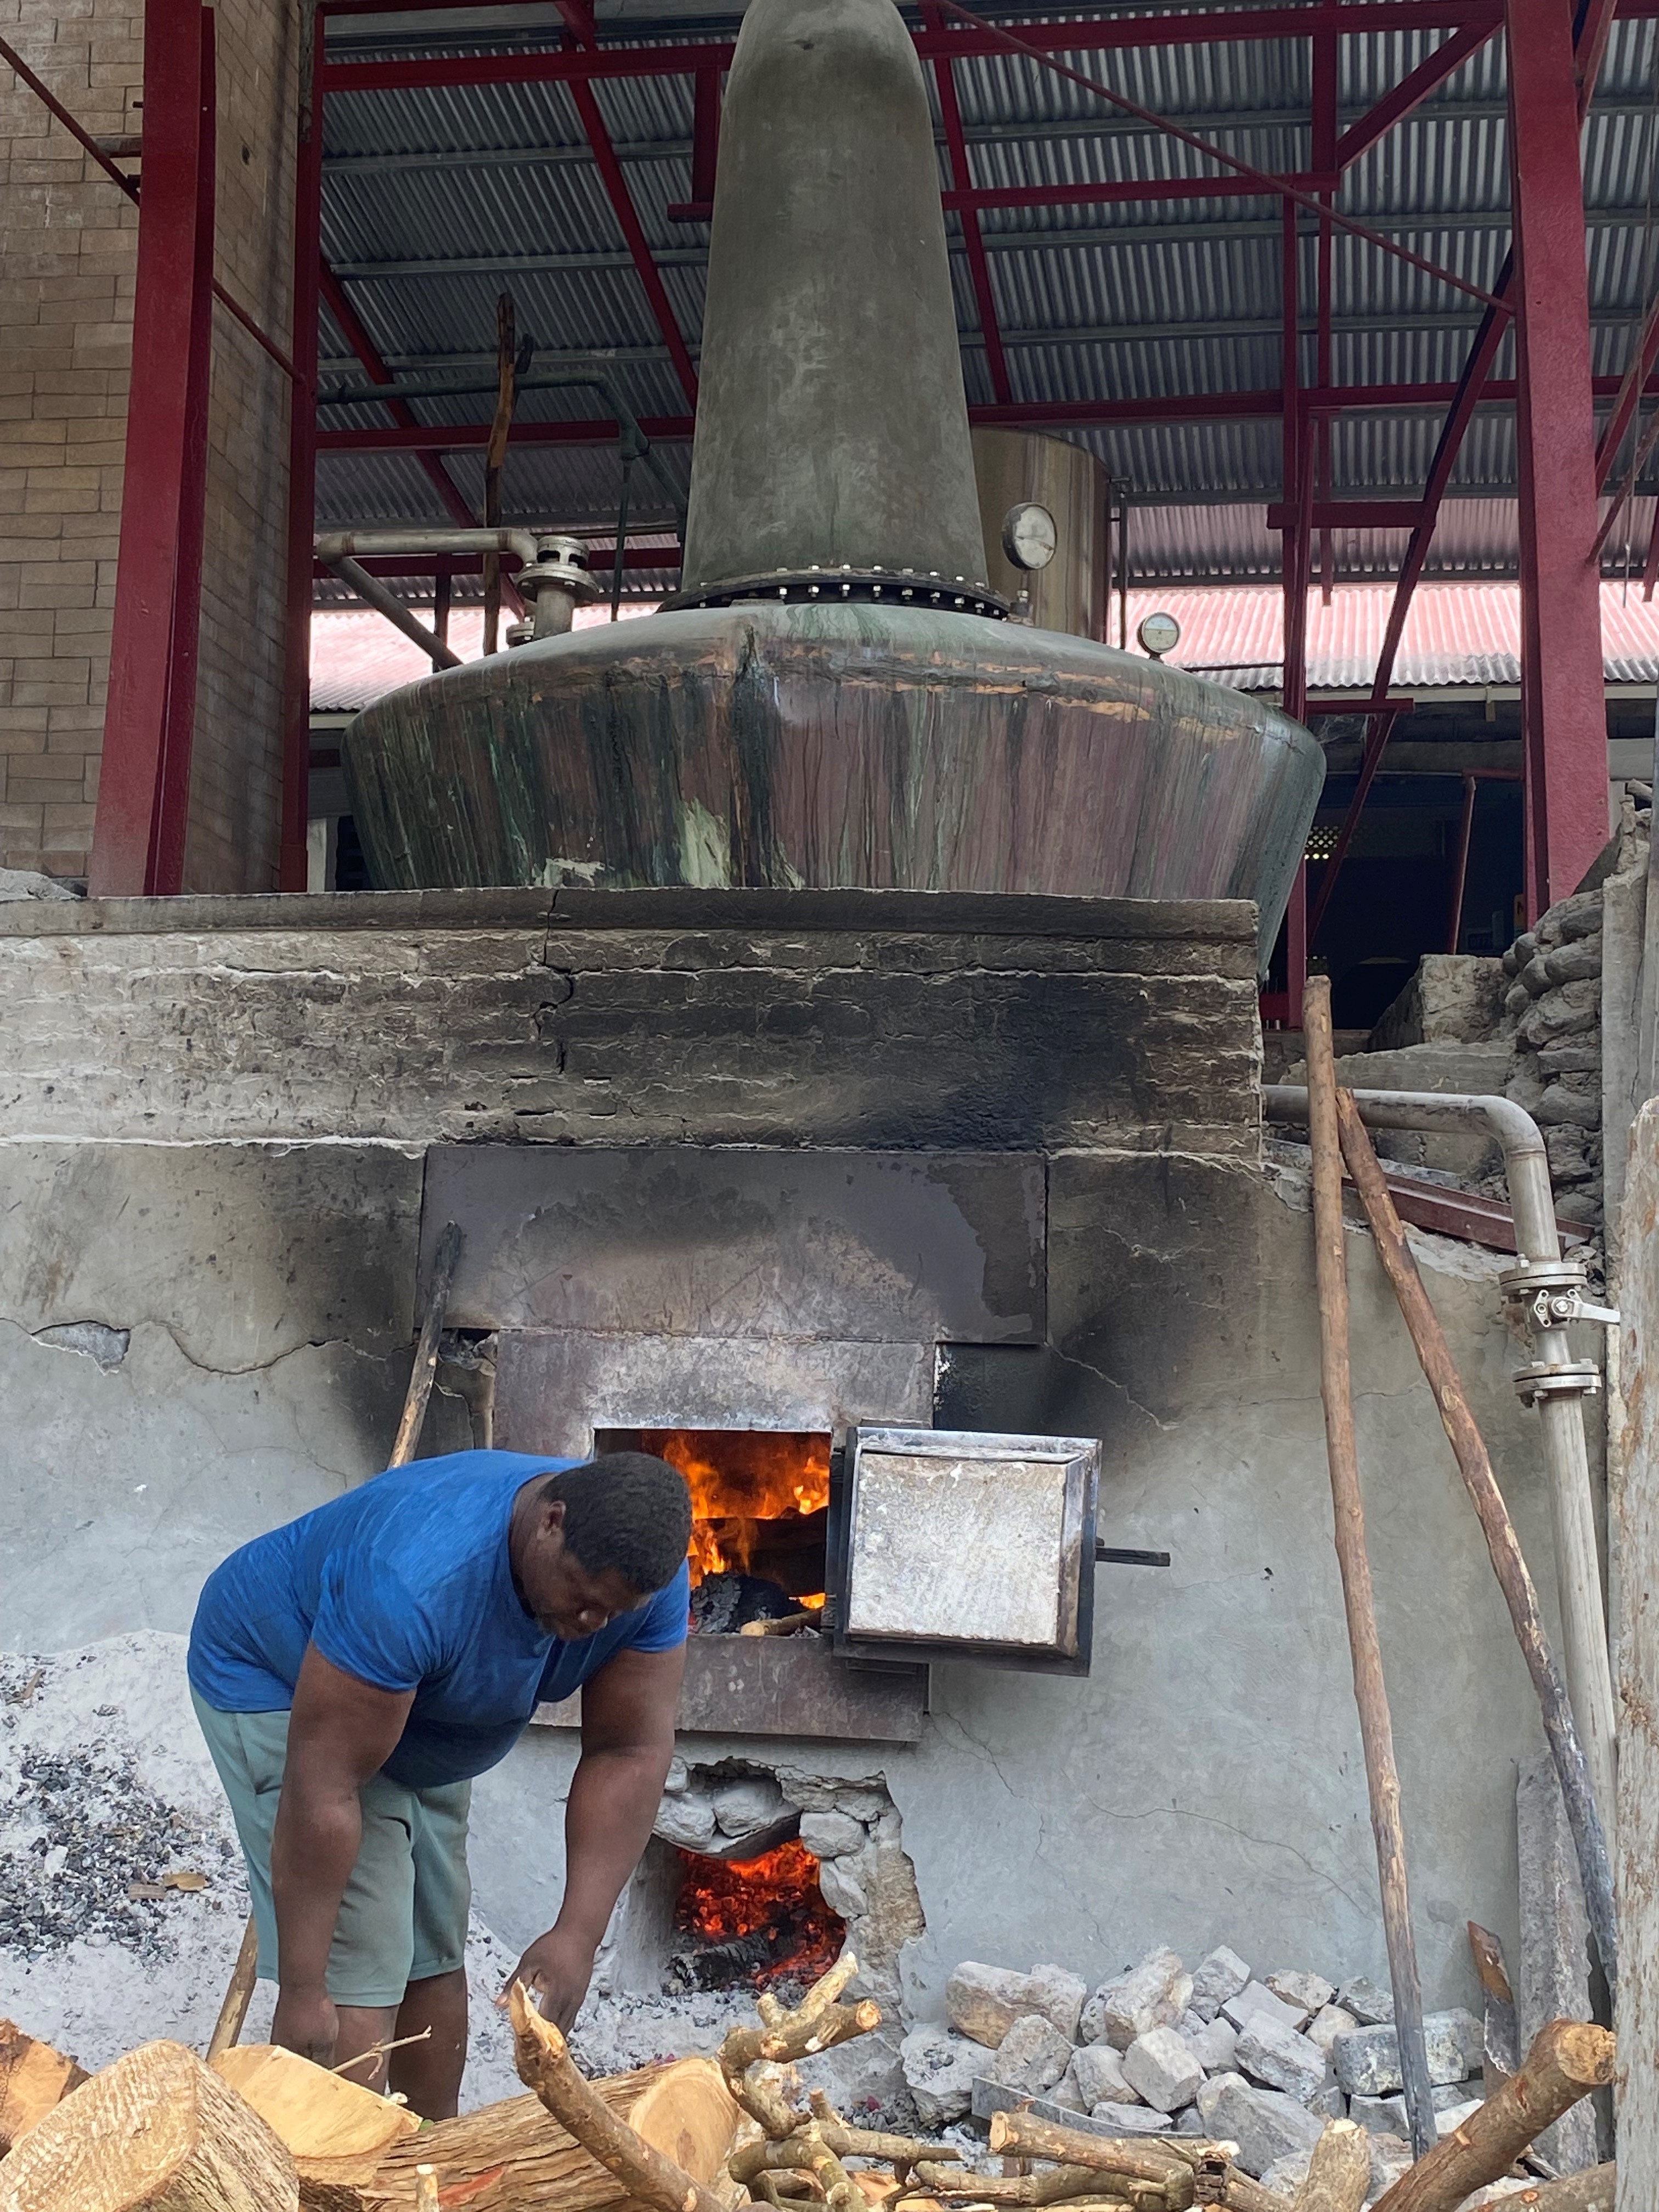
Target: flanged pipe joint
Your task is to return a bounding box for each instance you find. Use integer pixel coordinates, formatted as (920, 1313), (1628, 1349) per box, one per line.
(506, 536), (603, 643)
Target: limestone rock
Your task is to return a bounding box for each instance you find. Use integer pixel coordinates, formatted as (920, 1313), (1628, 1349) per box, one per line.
(0, 868), (77, 903)
(1073, 2043), (1139, 2108)
(1233, 2015), (1329, 2104)
(1517, 978), (1601, 1048)
(1088, 2100), (1172, 2135)
(947, 1961), (1085, 2049)
(1266, 1970), (1333, 2015)
(986, 2015), (1075, 2096)
(1178, 2011), (1238, 2073)
(1047, 2067), (1087, 2114)
(654, 1795), (716, 1848)
(1367, 2132), (1414, 2199)
(1194, 2073), (1325, 2180)
(713, 1776), (786, 1836)
(1121, 2026), (1203, 2113)
(1369, 955), (1506, 1049)
(1094, 1949), (1192, 2051)
(1330, 2010), (1481, 2095)
(1338, 1978), (1395, 2025)
(799, 1810), (865, 1858)
(1350, 2082), (1479, 2136)
(1223, 1981), (1308, 2035)
(1539, 889), (1605, 945)
(901, 2027), (983, 2127)
(1258, 2150), (1314, 2199)
(1188, 1945), (1252, 2023)
(1435, 2096), (1484, 2137)
(663, 1756), (690, 1793)
(1306, 2005), (1357, 2056)
(817, 1853), (869, 1921)
(1544, 938), (1602, 988)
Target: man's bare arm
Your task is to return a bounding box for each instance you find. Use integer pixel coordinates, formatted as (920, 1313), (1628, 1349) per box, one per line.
(270, 1642), (414, 2060)
(506, 1639), (684, 2029)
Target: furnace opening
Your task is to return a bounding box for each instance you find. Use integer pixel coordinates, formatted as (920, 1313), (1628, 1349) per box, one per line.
(595, 1427), (831, 1633)
(670, 1838), (847, 1993)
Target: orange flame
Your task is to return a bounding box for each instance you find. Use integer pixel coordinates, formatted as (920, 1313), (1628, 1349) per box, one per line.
(629, 1429), (831, 1585)
(674, 1838), (846, 1985)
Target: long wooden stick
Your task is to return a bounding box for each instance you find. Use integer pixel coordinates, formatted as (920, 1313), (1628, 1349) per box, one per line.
(985, 2114), (1188, 2190)
(205, 1218), (466, 2062)
(1305, 975), (1436, 2163)
(1334, 1086), (1619, 1997)
(1369, 2019), (1614, 2212)
(510, 1981), (731, 2212)
(1508, 2165), (1615, 2210)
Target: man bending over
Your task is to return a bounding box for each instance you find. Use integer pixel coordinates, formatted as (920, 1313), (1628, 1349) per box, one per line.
(188, 1448), (691, 2118)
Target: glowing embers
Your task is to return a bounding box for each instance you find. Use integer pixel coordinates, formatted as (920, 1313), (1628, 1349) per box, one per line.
(595, 1428), (831, 1632)
(669, 1839), (846, 1992)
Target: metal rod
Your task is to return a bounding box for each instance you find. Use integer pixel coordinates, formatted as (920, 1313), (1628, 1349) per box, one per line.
(326, 557), (463, 667)
(316, 526), (544, 567)
(1446, 771), (1479, 951)
(924, 0), (1012, 405)
(1304, 978), (1438, 2164)
(391, 1222), (465, 1467)
(279, 14), (325, 895)
(611, 453), (632, 620)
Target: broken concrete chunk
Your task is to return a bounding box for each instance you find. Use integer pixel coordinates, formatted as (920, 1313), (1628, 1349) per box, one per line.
(1222, 1980), (1308, 2035)
(900, 2027), (983, 2128)
(712, 1776), (786, 1836)
(798, 1809), (865, 1858)
(1121, 2025), (1203, 2113)
(1306, 2004), (1357, 2056)
(1178, 2011), (1238, 2074)
(1088, 2100), (1173, 2135)
(1188, 1945), (1252, 2023)
(1073, 2042), (1140, 2108)
(663, 1756), (689, 1795)
(1338, 1977), (1395, 2025)
(946, 1961), (1085, 2048)
(1194, 2072), (1325, 2180)
(654, 1794), (716, 1849)
(1096, 1948), (1193, 2051)
(1266, 1969), (1334, 2016)
(816, 1853), (868, 1921)
(985, 2013), (1075, 2096)
(1330, 2010), (1481, 2096)
(1233, 2015), (1330, 2104)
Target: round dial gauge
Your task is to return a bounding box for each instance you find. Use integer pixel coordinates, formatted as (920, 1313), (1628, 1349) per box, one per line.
(1137, 610), (1182, 659)
(1001, 501), (1058, 572)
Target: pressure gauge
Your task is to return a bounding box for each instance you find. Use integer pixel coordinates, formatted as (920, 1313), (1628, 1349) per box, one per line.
(1001, 501), (1057, 572)
(1137, 610), (1181, 661)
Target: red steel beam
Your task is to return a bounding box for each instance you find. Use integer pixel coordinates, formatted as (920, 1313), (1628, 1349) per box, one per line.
(1593, 289), (1659, 489)
(1334, 16), (1499, 170)
(1644, 515), (1659, 599)
(318, 265), (485, 533)
(556, 0), (698, 406)
(924, 0), (1011, 405)
(91, 0), (215, 896)
(1508, 0), (1607, 913)
(280, 24), (326, 894)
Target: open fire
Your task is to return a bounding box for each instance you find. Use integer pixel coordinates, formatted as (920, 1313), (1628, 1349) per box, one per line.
(596, 1427), (831, 1630)
(670, 1838), (846, 1992)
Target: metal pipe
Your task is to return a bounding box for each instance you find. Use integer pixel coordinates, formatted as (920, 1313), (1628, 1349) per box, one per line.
(316, 525), (544, 569)
(1265, 1082), (1619, 1844)
(325, 556), (462, 668)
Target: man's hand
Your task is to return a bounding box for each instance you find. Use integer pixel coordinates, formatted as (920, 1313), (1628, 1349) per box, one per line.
(271, 1984), (340, 2066)
(501, 1925), (597, 2033)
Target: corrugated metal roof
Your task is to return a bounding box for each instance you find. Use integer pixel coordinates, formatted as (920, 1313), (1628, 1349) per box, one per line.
(309, 600), (664, 708)
(313, 1), (1659, 582)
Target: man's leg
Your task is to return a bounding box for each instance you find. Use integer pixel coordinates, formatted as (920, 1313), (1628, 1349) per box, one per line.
(390, 1968), (469, 2117)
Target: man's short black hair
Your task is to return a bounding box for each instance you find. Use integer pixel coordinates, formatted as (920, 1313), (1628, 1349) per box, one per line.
(539, 1453), (691, 1594)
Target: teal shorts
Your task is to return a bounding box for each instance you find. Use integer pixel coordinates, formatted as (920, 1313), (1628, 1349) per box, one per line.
(191, 1690), (472, 2010)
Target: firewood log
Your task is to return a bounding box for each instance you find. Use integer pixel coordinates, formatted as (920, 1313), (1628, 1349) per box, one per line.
(1369, 2021), (1615, 2212)
(0, 2019), (88, 2157)
(911, 2163), (1099, 2205)
(1499, 2165), (1615, 2210)
(210, 2045), (420, 2196)
(0, 2038), (298, 2211)
(1292, 2121), (1369, 2212)
(985, 2114), (1190, 2197)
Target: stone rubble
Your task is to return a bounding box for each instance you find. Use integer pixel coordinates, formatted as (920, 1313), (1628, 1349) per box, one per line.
(907, 1938), (1496, 2204)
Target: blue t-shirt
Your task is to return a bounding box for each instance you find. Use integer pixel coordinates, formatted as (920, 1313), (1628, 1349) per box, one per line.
(187, 1449), (690, 1790)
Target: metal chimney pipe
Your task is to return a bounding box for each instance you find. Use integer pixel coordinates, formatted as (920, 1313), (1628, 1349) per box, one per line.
(678, 0), (993, 606)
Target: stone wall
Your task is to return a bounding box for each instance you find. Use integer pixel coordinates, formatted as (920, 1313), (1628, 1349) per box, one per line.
(0, 0), (295, 888)
(0, 888), (1566, 2025)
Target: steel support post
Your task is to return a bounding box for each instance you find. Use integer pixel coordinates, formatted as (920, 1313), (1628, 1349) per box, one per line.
(91, 0), (216, 896)
(1507, 0), (1608, 914)
(279, 16), (325, 893)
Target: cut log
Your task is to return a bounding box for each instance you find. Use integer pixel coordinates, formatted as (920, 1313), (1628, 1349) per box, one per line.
(0, 2037), (298, 2211)
(1292, 2120), (1369, 2212)
(211, 2046), (419, 2193)
(363, 2058), (740, 2211)
(0, 2019), (88, 2156)
(1369, 2019), (1615, 2212)
(986, 2113), (1188, 2191)
(1506, 2164), (1615, 2210)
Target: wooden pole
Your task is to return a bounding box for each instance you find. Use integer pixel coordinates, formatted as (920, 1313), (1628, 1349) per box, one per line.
(1304, 974), (1437, 2163)
(481, 292), (516, 655)
(205, 1219), (465, 2060)
(1333, 1088), (1618, 1998)
(1368, 2019), (1614, 2212)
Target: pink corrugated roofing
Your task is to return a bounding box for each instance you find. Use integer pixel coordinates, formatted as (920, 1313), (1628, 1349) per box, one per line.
(310, 583), (1659, 715)
(1124, 580), (1659, 692)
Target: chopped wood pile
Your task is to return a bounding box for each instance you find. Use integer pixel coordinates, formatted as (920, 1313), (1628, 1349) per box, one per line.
(0, 1961), (1616, 2212)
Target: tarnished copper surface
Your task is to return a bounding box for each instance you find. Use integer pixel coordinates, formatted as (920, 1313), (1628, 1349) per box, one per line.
(342, 603), (1323, 962)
